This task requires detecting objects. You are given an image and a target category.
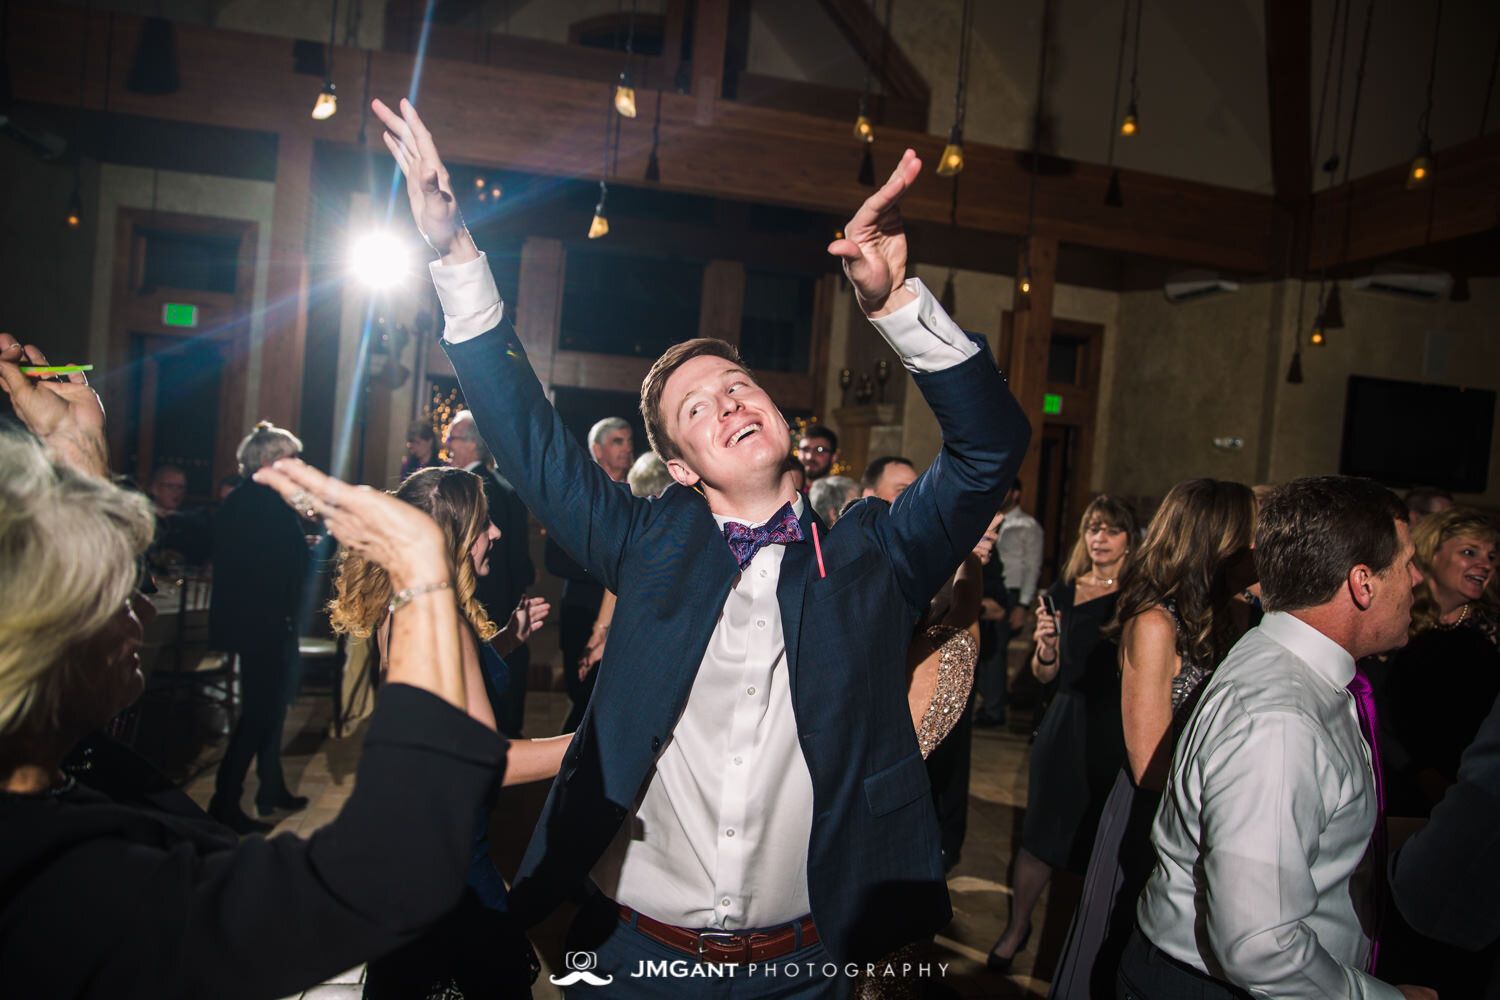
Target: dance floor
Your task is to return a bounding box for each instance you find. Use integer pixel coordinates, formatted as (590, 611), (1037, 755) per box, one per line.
(173, 678), (1063, 999)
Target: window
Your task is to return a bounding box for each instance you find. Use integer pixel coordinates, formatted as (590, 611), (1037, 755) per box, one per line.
(740, 270), (815, 373)
(560, 246), (704, 358)
(1047, 335), (1087, 385)
(140, 229), (242, 294)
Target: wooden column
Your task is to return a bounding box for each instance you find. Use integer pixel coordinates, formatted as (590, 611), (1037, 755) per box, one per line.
(1006, 237), (1057, 512)
(258, 130), (313, 428)
(692, 0), (730, 124)
(515, 237), (566, 394)
(697, 260), (746, 343)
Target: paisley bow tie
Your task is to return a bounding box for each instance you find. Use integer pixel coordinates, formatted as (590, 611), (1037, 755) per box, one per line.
(722, 502), (804, 570)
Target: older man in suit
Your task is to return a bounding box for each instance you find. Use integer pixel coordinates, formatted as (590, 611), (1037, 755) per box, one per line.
(374, 98), (1028, 997)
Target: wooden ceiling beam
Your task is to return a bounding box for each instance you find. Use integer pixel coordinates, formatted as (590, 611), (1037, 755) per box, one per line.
(11, 4), (1275, 272)
(1305, 132), (1500, 271)
(816, 0), (930, 104)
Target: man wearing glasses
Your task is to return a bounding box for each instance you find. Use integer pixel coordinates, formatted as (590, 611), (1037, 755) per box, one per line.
(796, 426), (839, 484)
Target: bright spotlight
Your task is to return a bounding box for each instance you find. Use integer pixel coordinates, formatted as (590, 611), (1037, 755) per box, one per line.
(350, 232), (411, 289)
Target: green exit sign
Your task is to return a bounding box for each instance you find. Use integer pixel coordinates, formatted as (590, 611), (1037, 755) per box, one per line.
(162, 303), (199, 328)
(1043, 393), (1062, 415)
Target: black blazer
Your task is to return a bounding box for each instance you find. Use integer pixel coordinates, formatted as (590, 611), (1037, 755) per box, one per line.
(0, 686), (506, 1000)
(469, 463), (534, 621)
(209, 481), (310, 652)
(444, 317), (1028, 962)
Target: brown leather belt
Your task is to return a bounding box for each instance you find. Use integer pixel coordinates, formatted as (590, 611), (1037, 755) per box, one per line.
(618, 905), (818, 964)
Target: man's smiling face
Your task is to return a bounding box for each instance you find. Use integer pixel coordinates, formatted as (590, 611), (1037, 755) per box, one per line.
(660, 354), (791, 491)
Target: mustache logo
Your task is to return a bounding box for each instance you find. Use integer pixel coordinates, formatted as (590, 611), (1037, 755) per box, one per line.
(550, 951), (614, 987)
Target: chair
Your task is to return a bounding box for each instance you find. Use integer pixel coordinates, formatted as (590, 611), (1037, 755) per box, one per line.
(139, 570), (238, 735)
(297, 545), (348, 737)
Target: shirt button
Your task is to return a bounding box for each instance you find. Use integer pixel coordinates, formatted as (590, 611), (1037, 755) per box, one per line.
(756, 619), (767, 628)
(759, 569), (767, 578)
(725, 828), (735, 838)
(733, 756), (743, 765)
(721, 897), (732, 907)
(747, 686), (756, 696)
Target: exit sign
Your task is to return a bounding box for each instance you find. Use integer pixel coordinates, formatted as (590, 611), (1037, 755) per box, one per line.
(162, 303), (199, 328)
(1043, 393), (1062, 415)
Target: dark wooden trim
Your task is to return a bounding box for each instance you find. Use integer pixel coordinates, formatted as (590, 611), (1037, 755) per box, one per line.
(1006, 238), (1058, 517)
(259, 130), (313, 430)
(1264, 0), (1312, 205)
(815, 0), (930, 104)
(693, 0), (731, 121)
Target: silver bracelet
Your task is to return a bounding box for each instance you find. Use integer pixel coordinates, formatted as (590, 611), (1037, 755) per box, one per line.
(388, 580), (452, 615)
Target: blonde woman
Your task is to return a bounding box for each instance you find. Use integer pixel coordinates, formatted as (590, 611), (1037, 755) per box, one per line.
(331, 466), (565, 998)
(1381, 507), (1498, 817)
(1049, 479), (1256, 998)
(988, 495), (1139, 973)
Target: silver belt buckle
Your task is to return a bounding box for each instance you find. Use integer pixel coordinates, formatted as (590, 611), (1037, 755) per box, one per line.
(697, 930), (742, 962)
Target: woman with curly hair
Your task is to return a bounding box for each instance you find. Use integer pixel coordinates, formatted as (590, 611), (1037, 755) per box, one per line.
(1379, 507), (1498, 818)
(1048, 479), (1257, 999)
(333, 466), (567, 1000)
(988, 495), (1139, 974)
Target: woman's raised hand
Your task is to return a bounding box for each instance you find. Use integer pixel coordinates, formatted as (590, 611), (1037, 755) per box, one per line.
(254, 459), (450, 591)
(1033, 604), (1059, 652)
(507, 595), (551, 645)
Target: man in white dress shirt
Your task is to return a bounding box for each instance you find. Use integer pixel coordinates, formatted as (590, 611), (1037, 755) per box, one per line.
(1125, 476), (1436, 1000)
(370, 98), (1028, 998)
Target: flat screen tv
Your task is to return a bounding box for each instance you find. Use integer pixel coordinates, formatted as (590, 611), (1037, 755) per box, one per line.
(1340, 375), (1495, 493)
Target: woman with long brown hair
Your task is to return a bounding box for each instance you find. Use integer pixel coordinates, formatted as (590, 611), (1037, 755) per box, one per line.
(331, 466), (566, 999)
(988, 495), (1139, 974)
(1049, 478), (1257, 999)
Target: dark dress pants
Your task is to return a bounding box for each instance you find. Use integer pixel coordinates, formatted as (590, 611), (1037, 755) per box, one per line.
(215, 630), (296, 804)
(1116, 928), (1252, 1000)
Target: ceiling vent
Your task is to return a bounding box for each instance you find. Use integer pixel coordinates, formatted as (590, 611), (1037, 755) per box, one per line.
(1164, 271), (1240, 303)
(1350, 269), (1452, 302)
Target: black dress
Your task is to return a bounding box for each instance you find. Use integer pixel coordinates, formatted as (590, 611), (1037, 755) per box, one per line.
(1381, 610), (1500, 818)
(1022, 580), (1125, 872)
(0, 685), (506, 1000)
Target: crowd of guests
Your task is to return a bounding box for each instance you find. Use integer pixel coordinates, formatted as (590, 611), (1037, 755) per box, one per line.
(0, 93), (1496, 1000)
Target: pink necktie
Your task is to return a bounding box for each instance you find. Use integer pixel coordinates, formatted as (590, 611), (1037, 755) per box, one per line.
(1348, 669), (1386, 971)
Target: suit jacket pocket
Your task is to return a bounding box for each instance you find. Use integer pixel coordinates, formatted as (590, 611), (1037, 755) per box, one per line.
(810, 548), (885, 603)
(864, 752), (930, 817)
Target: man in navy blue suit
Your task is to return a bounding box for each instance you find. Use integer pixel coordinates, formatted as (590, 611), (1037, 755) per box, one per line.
(374, 98), (1029, 997)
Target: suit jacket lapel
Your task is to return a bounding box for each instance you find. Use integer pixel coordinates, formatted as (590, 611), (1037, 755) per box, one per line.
(777, 504), (824, 696)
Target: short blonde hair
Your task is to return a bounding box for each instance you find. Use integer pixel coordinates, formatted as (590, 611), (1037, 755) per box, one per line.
(0, 428), (153, 741)
(236, 420), (303, 475)
(627, 451), (672, 498)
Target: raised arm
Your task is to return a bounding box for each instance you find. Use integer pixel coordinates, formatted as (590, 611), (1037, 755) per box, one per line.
(373, 98), (639, 589)
(0, 335), (109, 478)
(828, 153), (1029, 609)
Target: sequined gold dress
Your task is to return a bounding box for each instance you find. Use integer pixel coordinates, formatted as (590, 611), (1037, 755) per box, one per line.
(855, 623), (978, 1000)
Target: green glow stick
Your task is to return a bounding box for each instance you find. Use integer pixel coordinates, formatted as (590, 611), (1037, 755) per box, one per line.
(19, 365), (94, 375)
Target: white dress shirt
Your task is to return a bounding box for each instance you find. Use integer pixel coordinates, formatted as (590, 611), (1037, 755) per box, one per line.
(995, 506), (1043, 606)
(431, 257), (978, 930)
(1137, 612), (1403, 1000)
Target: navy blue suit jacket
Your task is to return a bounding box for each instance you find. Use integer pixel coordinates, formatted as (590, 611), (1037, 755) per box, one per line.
(444, 318), (1028, 962)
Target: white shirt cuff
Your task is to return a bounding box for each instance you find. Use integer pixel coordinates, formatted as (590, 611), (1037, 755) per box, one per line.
(867, 277), (980, 373)
(429, 253), (505, 344)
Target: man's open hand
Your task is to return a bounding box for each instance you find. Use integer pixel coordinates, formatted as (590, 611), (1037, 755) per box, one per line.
(371, 98), (477, 265)
(827, 148), (922, 318)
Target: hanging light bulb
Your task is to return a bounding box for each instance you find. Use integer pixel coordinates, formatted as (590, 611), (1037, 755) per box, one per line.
(1309, 320), (1326, 346)
(490, 186), (502, 200)
(474, 177), (486, 189)
(1406, 136), (1432, 189)
(312, 79), (337, 120)
(1120, 100), (1138, 136)
(940, 270), (957, 315)
(614, 67), (637, 119)
(1018, 256), (1032, 296)
(1105, 168), (1123, 207)
(936, 125), (965, 177)
(853, 96), (874, 144)
(588, 183), (609, 239)
(1286, 349), (1305, 384)
(1321, 283), (1344, 329)
(65, 186), (83, 229)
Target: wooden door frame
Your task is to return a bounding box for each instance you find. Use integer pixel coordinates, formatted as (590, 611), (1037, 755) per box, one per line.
(1001, 311), (1106, 578)
(107, 208), (258, 490)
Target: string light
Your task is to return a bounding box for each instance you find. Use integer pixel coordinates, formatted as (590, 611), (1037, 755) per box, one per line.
(936, 0), (972, 177)
(311, 0), (339, 120)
